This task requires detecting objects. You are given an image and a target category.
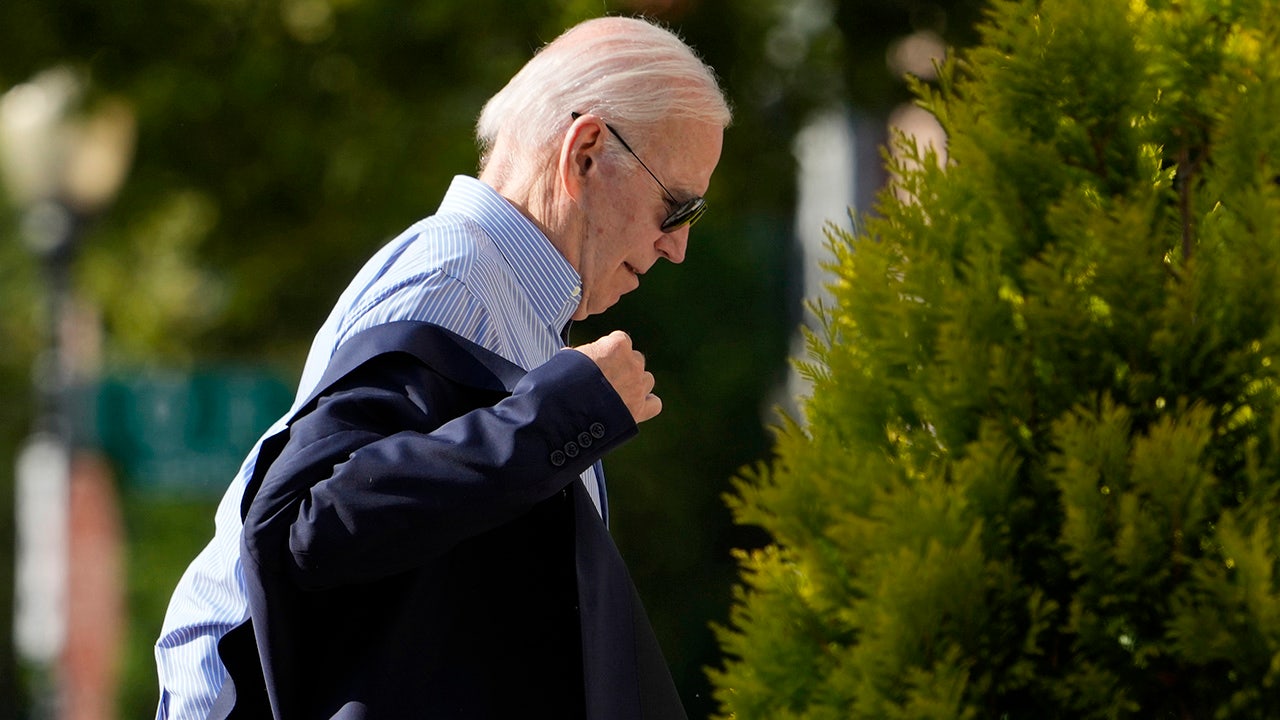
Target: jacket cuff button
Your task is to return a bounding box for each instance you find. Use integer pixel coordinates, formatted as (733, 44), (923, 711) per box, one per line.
(589, 422), (606, 439)
(550, 450), (567, 467)
(564, 441), (580, 458)
(577, 431), (592, 447)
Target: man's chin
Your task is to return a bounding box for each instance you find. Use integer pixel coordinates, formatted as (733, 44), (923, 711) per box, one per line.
(571, 294), (624, 320)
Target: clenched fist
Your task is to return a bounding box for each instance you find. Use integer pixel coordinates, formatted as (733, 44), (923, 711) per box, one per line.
(572, 330), (662, 423)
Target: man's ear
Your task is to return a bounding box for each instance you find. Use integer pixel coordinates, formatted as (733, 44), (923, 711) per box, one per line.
(560, 114), (605, 201)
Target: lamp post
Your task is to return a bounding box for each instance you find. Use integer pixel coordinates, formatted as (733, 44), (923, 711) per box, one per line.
(0, 67), (134, 719)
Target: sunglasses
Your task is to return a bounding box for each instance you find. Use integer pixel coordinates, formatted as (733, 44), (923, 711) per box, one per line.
(571, 112), (706, 233)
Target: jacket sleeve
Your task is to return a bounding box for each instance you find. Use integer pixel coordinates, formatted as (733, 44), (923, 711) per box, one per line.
(242, 347), (636, 590)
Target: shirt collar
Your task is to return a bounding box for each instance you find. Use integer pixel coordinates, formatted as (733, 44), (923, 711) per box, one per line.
(437, 175), (582, 335)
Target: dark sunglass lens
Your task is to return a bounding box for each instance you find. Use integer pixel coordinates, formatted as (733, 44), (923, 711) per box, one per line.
(683, 199), (707, 225)
(661, 198), (706, 233)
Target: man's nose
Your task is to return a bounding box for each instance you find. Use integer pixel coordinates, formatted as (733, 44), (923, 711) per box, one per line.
(655, 230), (688, 264)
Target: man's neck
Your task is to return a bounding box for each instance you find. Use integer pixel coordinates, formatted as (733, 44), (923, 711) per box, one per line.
(481, 165), (582, 279)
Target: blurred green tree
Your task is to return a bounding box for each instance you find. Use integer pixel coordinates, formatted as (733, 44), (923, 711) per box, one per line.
(0, 0), (984, 717)
(713, 0), (1280, 716)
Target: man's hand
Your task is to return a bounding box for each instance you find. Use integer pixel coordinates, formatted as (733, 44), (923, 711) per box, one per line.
(572, 330), (662, 423)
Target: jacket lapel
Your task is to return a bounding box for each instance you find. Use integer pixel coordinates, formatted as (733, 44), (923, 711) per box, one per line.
(572, 486), (688, 720)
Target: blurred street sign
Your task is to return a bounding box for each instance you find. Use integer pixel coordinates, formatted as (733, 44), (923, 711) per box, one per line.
(88, 368), (293, 498)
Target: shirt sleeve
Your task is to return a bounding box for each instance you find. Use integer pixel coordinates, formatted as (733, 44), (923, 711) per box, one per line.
(241, 346), (636, 591)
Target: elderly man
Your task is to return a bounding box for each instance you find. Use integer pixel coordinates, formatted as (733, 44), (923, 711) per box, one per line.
(154, 15), (730, 720)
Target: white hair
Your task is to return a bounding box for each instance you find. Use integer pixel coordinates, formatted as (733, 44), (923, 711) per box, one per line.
(476, 16), (731, 183)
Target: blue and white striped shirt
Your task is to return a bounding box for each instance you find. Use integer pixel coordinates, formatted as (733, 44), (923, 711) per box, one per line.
(154, 176), (606, 720)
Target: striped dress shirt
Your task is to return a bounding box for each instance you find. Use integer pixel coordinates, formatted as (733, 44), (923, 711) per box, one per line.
(154, 175), (607, 720)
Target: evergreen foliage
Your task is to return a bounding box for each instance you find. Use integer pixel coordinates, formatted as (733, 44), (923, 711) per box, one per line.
(713, 0), (1280, 717)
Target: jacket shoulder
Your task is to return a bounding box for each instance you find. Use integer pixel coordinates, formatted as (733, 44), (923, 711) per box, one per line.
(328, 320), (525, 395)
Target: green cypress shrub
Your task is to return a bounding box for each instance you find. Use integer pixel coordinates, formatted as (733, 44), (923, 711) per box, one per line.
(711, 0), (1280, 717)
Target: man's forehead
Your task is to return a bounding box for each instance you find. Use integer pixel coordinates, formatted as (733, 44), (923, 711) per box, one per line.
(652, 119), (723, 195)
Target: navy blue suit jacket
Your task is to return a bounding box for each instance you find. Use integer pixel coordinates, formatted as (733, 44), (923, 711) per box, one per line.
(212, 321), (688, 719)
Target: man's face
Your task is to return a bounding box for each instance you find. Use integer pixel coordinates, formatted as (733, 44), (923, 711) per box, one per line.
(572, 116), (724, 320)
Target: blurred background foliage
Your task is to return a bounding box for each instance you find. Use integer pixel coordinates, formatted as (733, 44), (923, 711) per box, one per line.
(0, 0), (983, 717)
